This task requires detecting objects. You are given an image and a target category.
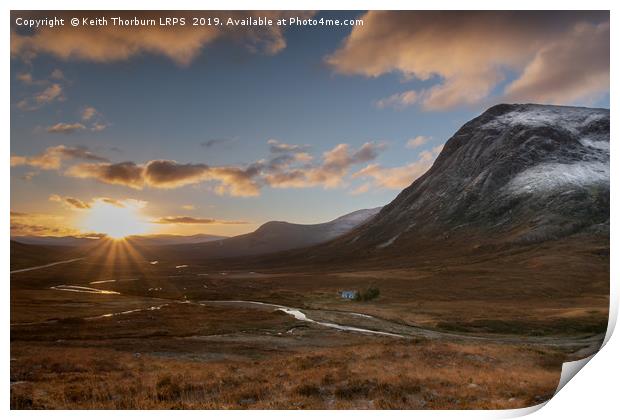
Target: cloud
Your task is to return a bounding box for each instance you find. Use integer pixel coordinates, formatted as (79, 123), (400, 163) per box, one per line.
(142, 160), (263, 196)
(352, 145), (443, 191)
(11, 145), (108, 169)
(16, 72), (33, 84)
(46, 122), (86, 134)
(181, 204), (195, 210)
(17, 69), (64, 86)
(142, 160), (210, 188)
(293, 152), (313, 163)
(266, 142), (385, 189)
(326, 11), (609, 110)
(24, 140), (385, 196)
(46, 115), (107, 134)
(503, 22), (609, 104)
(266, 152), (313, 171)
(81, 106), (97, 121)
(34, 83), (63, 103)
(77, 106), (109, 131)
(10, 211), (78, 236)
(17, 83), (64, 111)
(406, 136), (430, 149)
(201, 138), (235, 148)
(99, 197), (126, 207)
(49, 194), (91, 210)
(65, 159), (263, 196)
(263, 139), (314, 173)
(50, 69), (64, 80)
(207, 165), (264, 197)
(153, 216), (248, 225)
(20, 171), (38, 181)
(375, 90), (418, 109)
(49, 195), (144, 212)
(12, 11), (314, 66)
(90, 123), (108, 132)
(267, 139), (310, 154)
(10, 222), (66, 236)
(350, 183), (371, 195)
(66, 161), (145, 189)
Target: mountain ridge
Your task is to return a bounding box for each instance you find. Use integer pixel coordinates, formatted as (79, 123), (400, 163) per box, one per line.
(240, 103), (610, 268)
(327, 103), (609, 254)
(158, 207), (383, 259)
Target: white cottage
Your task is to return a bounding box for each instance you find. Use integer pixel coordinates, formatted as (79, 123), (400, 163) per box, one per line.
(340, 290), (357, 299)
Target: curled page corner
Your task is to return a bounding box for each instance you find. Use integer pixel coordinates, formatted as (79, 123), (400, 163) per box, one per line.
(498, 353), (600, 418)
(554, 354), (595, 396)
(495, 401), (548, 418)
(550, 299), (617, 399)
(603, 298), (617, 347)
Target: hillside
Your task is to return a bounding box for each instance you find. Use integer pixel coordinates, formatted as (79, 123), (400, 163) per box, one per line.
(154, 207), (382, 259)
(246, 104), (609, 268)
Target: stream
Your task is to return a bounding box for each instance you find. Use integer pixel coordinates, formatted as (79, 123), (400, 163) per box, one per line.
(10, 258), (85, 274)
(36, 288), (604, 352)
(201, 300), (404, 338)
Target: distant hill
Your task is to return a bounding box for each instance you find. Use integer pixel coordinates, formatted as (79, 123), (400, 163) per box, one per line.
(154, 207), (382, 260)
(11, 233), (227, 247)
(11, 236), (100, 247)
(126, 233), (227, 246)
(10, 240), (80, 271)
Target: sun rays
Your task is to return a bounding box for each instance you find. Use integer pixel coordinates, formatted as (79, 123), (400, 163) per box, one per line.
(80, 200), (150, 239)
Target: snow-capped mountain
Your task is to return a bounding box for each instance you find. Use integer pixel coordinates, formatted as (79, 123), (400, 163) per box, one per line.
(313, 104), (609, 258)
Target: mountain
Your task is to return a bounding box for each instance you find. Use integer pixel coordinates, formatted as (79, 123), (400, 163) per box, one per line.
(319, 104), (609, 258)
(12, 233), (227, 247)
(158, 207), (382, 259)
(10, 240), (81, 271)
(11, 236), (100, 247)
(126, 233), (227, 246)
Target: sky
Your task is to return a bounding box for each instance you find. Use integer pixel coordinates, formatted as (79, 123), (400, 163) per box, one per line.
(10, 11), (610, 238)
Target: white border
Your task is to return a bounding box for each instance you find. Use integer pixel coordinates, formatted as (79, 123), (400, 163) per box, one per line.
(3, 1), (617, 419)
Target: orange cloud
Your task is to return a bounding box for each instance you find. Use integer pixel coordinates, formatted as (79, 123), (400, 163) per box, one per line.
(21, 140), (385, 197)
(352, 145), (443, 191)
(12, 11), (314, 66)
(49, 194), (91, 210)
(11, 145), (108, 170)
(17, 83), (64, 111)
(65, 160), (263, 196)
(66, 161), (145, 189)
(48, 195), (139, 211)
(46, 122), (86, 134)
(16, 72), (33, 84)
(406, 136), (430, 149)
(326, 11), (609, 110)
(375, 90), (418, 110)
(10, 210), (79, 236)
(100, 197), (125, 207)
(265, 142), (385, 189)
(81, 106), (97, 121)
(503, 22), (609, 104)
(267, 138), (310, 153)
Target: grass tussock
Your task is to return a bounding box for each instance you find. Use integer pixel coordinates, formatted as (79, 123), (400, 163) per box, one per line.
(11, 339), (562, 409)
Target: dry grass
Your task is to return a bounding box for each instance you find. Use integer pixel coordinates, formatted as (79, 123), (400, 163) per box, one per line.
(11, 339), (562, 409)
(10, 234), (606, 409)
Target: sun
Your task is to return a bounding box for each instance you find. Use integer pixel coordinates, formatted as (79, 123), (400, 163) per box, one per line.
(80, 200), (150, 239)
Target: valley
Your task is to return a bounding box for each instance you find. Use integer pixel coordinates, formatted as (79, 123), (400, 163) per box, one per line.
(10, 231), (608, 408)
(10, 103), (610, 409)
